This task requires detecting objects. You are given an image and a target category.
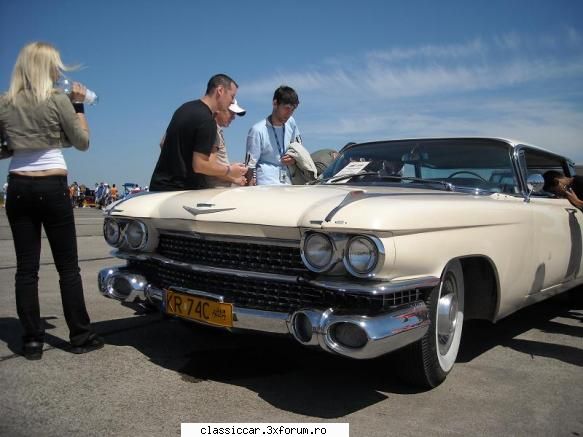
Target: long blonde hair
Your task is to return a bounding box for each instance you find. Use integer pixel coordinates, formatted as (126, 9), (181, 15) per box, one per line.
(6, 42), (76, 104)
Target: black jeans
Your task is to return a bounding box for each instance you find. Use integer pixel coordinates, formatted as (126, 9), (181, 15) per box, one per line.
(6, 174), (92, 346)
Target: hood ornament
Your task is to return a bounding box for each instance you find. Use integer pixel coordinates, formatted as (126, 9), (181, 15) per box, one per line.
(183, 203), (236, 216)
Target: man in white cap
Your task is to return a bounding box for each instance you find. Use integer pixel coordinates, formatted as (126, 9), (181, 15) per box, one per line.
(206, 99), (247, 187)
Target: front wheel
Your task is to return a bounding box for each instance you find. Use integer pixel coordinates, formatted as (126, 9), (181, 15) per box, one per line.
(402, 259), (465, 388)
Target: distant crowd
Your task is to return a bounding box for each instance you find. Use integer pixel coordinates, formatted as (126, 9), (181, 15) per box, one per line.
(67, 181), (147, 209)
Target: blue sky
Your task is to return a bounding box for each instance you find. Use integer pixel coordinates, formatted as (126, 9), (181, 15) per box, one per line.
(1, 0), (582, 187)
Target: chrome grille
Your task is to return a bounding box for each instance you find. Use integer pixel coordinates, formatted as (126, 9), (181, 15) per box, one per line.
(130, 259), (421, 314)
(157, 233), (307, 275)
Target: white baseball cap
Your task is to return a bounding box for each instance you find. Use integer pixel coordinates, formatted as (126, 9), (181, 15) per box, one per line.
(229, 99), (246, 116)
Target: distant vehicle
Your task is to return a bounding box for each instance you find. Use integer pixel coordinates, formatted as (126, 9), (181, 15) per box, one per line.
(122, 183), (141, 198)
(82, 188), (96, 208)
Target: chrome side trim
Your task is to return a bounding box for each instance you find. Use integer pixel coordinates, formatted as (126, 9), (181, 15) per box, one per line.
(301, 275), (439, 295)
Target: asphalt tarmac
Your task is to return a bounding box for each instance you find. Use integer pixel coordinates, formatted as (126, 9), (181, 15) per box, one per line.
(0, 208), (581, 437)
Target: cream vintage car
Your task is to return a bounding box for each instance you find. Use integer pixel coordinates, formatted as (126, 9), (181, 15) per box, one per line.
(98, 137), (583, 388)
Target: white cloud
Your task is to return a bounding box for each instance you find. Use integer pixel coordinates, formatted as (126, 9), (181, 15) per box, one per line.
(366, 38), (487, 62)
(239, 30), (583, 162)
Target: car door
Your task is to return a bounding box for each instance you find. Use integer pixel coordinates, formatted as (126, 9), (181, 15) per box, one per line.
(519, 147), (583, 294)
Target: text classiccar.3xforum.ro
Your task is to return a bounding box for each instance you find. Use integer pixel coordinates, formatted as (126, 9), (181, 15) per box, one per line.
(198, 425), (329, 435)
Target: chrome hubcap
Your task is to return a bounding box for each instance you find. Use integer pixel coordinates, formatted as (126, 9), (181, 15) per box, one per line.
(437, 273), (458, 355)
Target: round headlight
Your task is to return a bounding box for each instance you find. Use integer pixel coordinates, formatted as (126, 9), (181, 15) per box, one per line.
(125, 221), (147, 250)
(103, 218), (121, 246)
(344, 236), (380, 276)
(302, 233), (334, 272)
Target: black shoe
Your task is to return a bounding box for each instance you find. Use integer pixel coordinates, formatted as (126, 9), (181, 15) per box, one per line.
(22, 341), (44, 360)
(70, 335), (104, 354)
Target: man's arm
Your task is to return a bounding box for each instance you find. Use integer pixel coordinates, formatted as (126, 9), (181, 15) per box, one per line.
(564, 189), (583, 209)
(207, 150), (247, 185)
(192, 152), (247, 178)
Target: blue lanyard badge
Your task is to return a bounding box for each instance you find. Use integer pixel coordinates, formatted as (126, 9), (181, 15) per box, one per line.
(269, 121), (286, 157)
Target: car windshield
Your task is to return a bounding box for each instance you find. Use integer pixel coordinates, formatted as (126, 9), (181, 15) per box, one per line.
(319, 138), (519, 194)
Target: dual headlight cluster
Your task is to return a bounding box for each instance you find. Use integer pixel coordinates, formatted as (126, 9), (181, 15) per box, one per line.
(103, 217), (148, 250)
(301, 232), (384, 278)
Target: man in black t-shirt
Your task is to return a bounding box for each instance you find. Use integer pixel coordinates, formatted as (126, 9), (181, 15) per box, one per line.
(149, 74), (248, 191)
(543, 170), (583, 210)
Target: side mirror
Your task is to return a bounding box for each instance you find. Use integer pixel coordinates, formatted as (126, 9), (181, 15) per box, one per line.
(527, 173), (545, 193)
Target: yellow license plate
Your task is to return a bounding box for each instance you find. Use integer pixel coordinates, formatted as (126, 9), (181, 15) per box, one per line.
(165, 290), (233, 328)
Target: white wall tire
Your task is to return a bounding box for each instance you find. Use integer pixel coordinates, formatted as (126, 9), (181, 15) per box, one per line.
(402, 259), (465, 388)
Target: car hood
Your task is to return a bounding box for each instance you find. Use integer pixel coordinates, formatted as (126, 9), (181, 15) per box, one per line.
(108, 184), (522, 233)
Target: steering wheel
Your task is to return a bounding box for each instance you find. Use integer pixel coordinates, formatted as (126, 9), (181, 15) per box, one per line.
(447, 171), (487, 182)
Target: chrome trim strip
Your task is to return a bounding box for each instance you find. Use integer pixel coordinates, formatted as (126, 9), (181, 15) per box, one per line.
(302, 276), (439, 295)
(183, 206), (237, 216)
(233, 308), (290, 334)
(157, 230), (300, 248)
(116, 251), (300, 284)
(325, 190), (366, 222)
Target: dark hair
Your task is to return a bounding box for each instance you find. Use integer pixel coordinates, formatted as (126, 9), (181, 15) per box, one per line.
(543, 170), (563, 192)
(206, 74), (238, 95)
(273, 85), (299, 105)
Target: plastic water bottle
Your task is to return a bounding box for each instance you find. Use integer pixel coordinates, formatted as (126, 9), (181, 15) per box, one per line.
(56, 77), (99, 105)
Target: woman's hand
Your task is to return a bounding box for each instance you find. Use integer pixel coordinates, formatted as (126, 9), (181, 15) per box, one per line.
(69, 82), (87, 103)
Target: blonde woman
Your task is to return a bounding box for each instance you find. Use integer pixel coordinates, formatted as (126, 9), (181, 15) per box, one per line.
(0, 42), (103, 360)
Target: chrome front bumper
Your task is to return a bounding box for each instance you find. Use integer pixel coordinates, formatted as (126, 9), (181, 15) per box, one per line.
(98, 266), (430, 359)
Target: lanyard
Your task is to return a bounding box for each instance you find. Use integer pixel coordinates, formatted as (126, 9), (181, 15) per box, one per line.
(269, 117), (286, 157)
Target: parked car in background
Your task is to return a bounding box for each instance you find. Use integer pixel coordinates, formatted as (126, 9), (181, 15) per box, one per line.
(97, 137), (582, 388)
(121, 182), (142, 199)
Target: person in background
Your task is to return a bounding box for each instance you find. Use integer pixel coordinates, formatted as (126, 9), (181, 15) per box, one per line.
(0, 41), (104, 359)
(246, 86), (302, 185)
(149, 74), (248, 191)
(206, 99), (247, 188)
(69, 181), (79, 208)
(110, 183), (118, 201)
(78, 183), (86, 208)
(2, 180), (8, 207)
(543, 170), (583, 210)
(95, 182), (105, 208)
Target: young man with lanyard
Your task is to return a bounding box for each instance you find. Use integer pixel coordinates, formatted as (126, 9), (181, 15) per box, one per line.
(150, 74), (247, 191)
(246, 86), (302, 185)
